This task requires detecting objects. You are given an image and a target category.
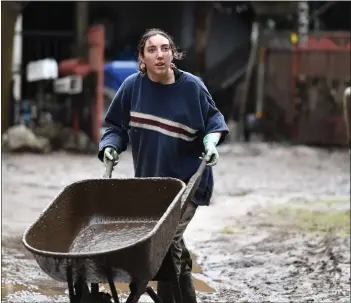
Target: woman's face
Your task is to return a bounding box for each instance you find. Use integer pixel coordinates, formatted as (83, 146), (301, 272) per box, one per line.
(140, 34), (174, 77)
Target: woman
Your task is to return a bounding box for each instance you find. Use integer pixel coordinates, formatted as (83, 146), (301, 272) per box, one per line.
(98, 28), (229, 302)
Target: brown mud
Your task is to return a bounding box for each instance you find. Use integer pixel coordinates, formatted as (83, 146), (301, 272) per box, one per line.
(1, 143), (350, 302)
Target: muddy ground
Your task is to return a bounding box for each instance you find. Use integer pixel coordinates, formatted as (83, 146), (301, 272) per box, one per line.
(1, 143), (350, 302)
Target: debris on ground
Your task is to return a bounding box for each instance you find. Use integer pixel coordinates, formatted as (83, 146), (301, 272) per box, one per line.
(2, 125), (51, 154)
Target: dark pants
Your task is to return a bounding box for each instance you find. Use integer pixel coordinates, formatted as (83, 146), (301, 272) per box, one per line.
(157, 201), (198, 302)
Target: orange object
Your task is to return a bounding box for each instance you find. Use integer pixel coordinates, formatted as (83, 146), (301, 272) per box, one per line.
(256, 112), (263, 119)
(59, 59), (91, 77)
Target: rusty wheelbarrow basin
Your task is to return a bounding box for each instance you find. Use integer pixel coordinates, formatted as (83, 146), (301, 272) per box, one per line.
(22, 177), (186, 285)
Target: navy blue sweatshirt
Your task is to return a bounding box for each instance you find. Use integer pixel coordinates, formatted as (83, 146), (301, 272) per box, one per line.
(98, 70), (229, 206)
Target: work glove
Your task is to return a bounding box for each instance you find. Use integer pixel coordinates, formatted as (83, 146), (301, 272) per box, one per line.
(202, 132), (221, 166)
(103, 147), (119, 167)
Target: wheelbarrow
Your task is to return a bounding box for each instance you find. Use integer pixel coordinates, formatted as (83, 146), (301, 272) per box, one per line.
(22, 157), (208, 303)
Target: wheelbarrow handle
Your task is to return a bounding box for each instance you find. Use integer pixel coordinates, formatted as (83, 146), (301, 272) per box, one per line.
(103, 160), (114, 179)
(180, 157), (208, 218)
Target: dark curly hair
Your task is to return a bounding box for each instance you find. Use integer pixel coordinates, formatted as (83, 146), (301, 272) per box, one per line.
(137, 28), (185, 76)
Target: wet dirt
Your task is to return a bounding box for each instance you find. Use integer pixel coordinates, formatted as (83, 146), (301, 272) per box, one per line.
(69, 221), (157, 253)
(187, 144), (350, 302)
(1, 144), (350, 302)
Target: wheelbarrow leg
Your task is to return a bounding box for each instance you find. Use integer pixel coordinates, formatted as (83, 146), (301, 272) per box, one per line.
(146, 286), (163, 303)
(126, 281), (148, 303)
(66, 265), (76, 303)
(106, 270), (120, 303)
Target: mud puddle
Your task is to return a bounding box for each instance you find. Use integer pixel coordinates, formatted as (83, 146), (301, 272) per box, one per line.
(1, 284), (68, 303)
(69, 221), (158, 253)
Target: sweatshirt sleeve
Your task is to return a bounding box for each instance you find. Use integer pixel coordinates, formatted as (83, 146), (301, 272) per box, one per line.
(199, 81), (229, 146)
(98, 78), (132, 161)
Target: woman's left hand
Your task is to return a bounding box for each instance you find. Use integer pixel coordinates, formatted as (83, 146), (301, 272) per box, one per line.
(202, 132), (221, 166)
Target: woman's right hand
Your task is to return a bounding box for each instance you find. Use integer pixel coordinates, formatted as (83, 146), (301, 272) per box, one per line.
(103, 147), (119, 166)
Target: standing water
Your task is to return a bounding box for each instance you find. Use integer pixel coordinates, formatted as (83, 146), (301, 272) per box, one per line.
(69, 221), (157, 253)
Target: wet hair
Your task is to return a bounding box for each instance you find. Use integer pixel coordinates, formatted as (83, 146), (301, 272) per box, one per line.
(137, 28), (185, 75)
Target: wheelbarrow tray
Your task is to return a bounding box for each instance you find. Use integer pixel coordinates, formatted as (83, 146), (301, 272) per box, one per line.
(22, 177), (186, 285)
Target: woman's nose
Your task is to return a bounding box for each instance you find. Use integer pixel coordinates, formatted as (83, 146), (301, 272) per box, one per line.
(156, 49), (164, 58)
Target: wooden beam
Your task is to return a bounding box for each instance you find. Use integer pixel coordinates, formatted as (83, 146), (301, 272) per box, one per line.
(236, 21), (261, 141)
(194, 3), (213, 77)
